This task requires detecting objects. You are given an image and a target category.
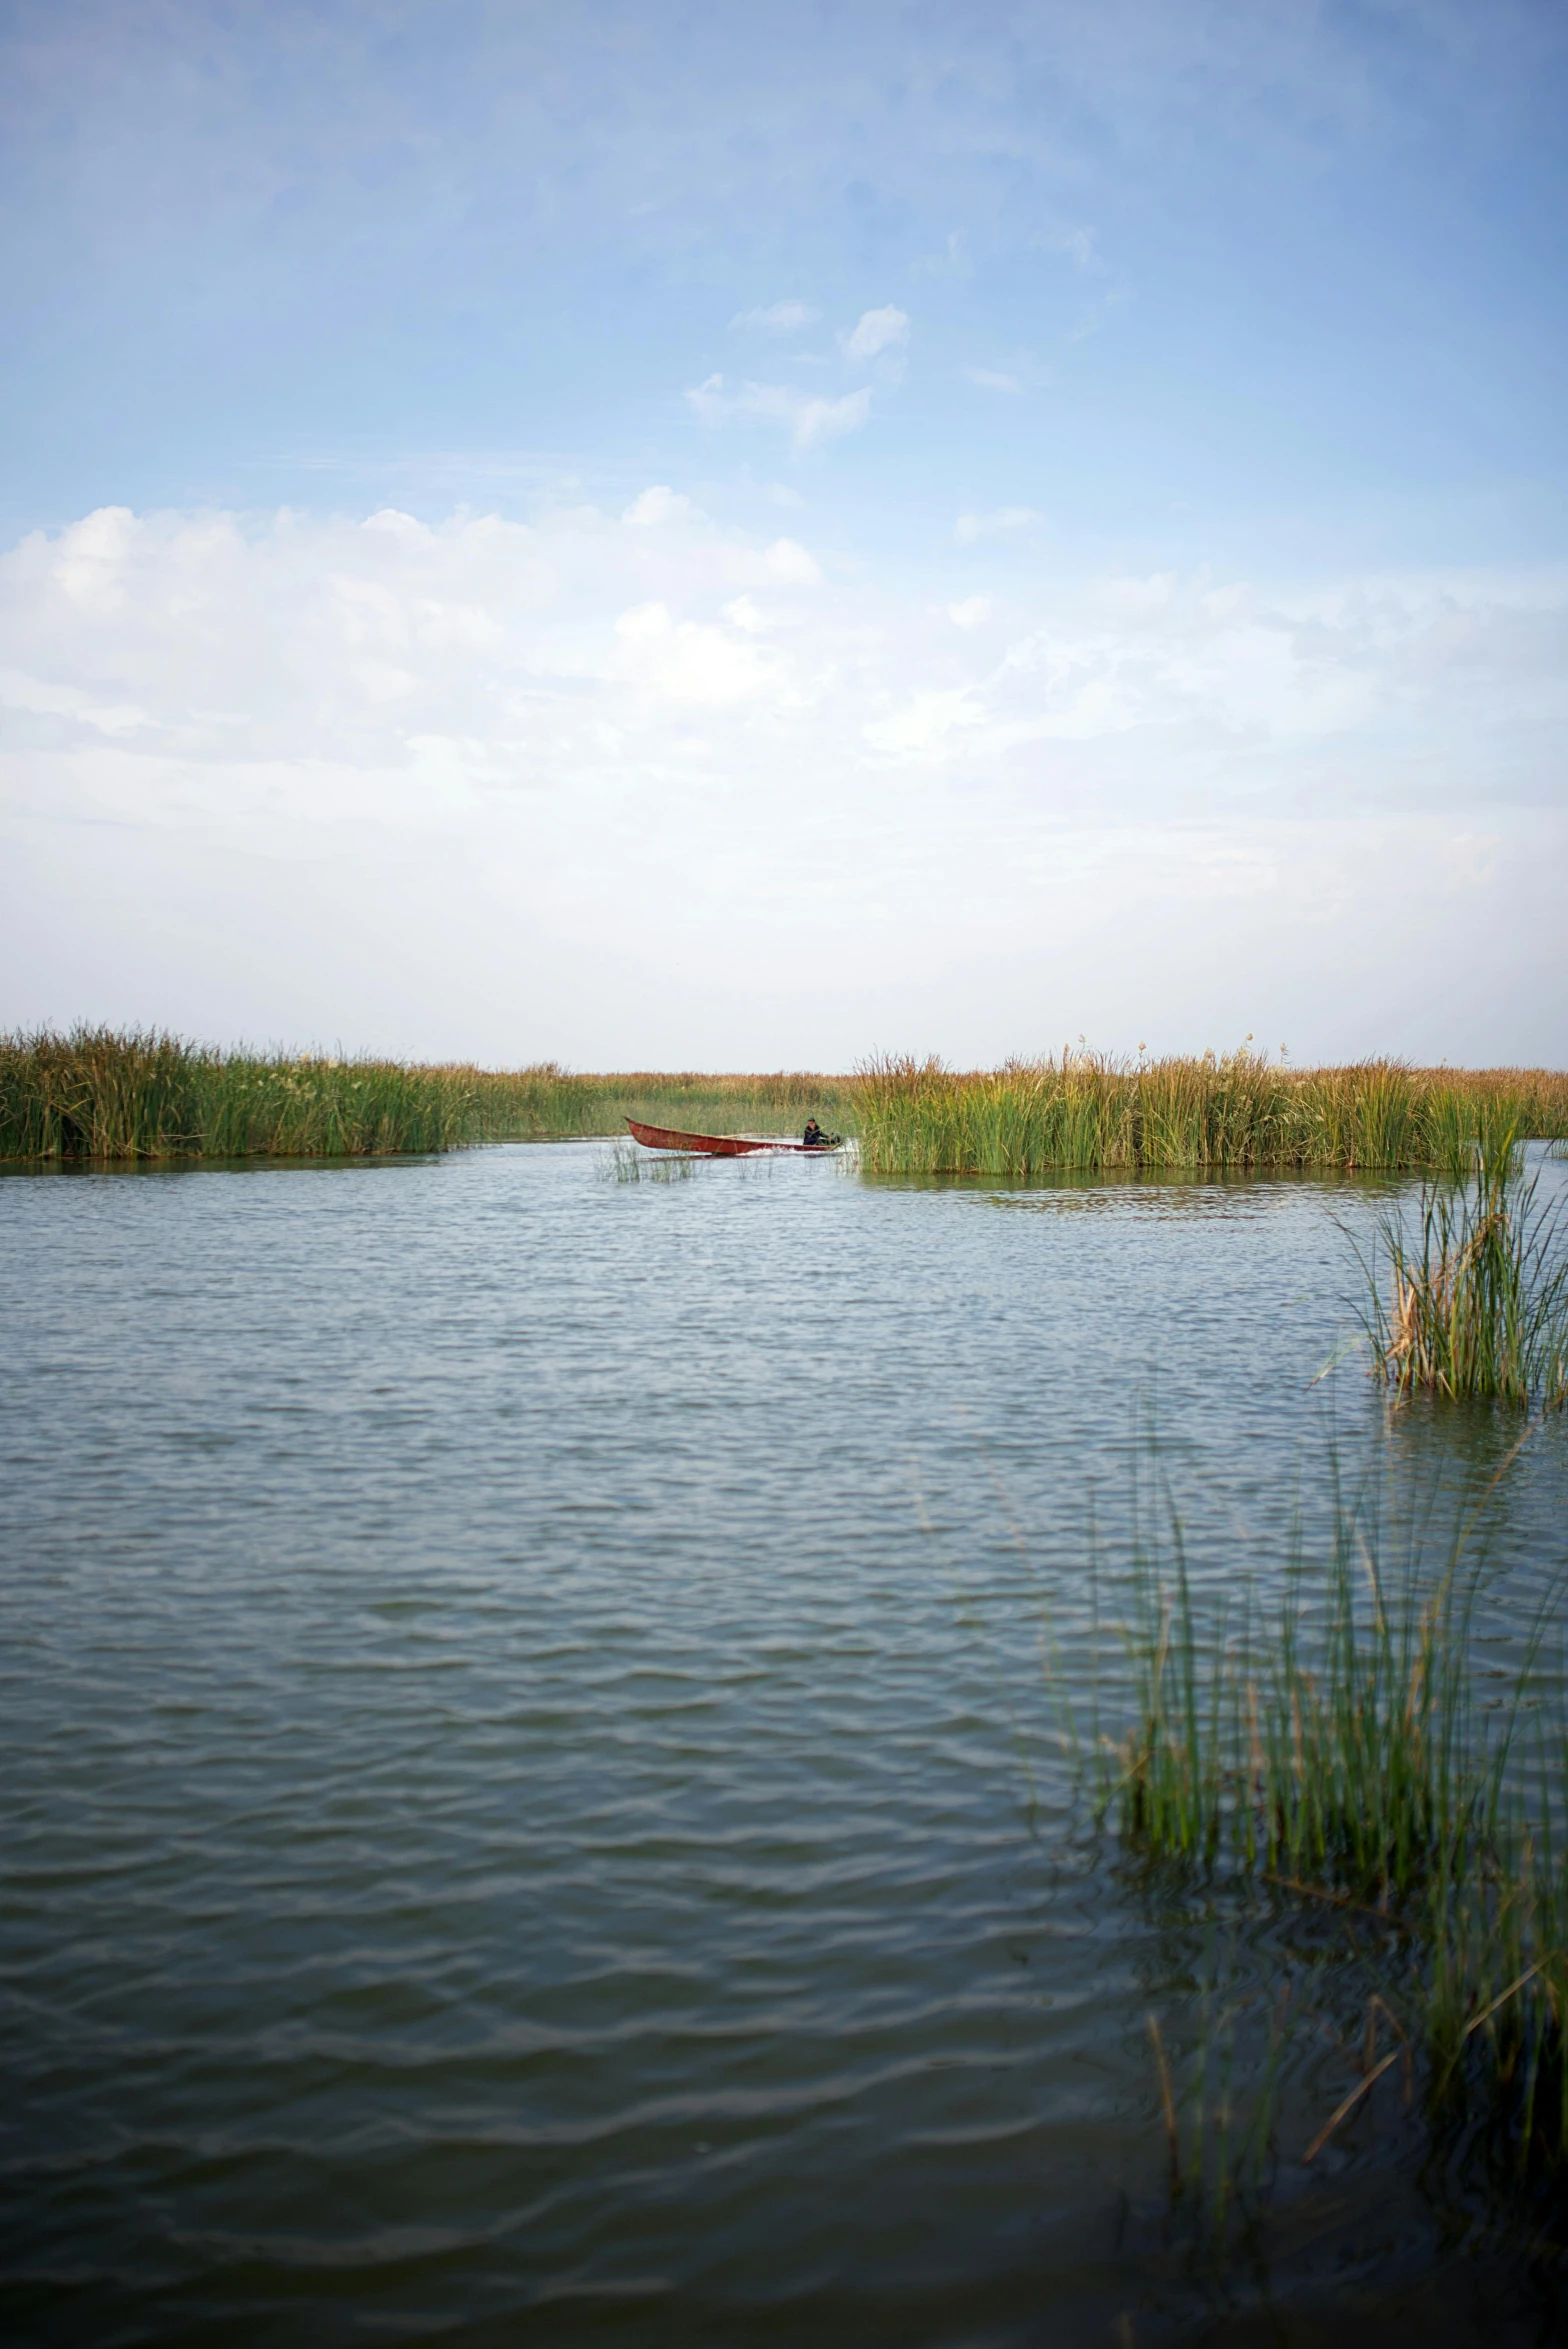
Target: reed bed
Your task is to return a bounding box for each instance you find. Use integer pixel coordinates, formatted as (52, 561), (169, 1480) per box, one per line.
(1097, 1469), (1568, 2188)
(857, 1050), (1568, 1178)
(0, 1027), (475, 1159)
(7, 1027), (1563, 1169)
(0, 1030), (854, 1161)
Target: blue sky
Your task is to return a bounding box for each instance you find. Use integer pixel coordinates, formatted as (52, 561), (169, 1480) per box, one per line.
(2, 1), (1565, 1065)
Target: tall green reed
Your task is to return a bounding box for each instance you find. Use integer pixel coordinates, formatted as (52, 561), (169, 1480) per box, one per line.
(1109, 1499), (1515, 1906)
(856, 1050), (1568, 1178)
(7, 1027), (1562, 1169)
(0, 1029), (856, 1160)
(0, 1027), (474, 1159)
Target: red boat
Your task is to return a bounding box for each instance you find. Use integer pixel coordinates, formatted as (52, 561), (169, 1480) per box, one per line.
(624, 1118), (839, 1156)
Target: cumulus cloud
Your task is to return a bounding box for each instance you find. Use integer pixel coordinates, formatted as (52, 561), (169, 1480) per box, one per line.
(622, 485), (699, 526)
(955, 506), (1042, 544)
(731, 300), (819, 332)
(0, 498), (829, 787)
(609, 600), (787, 707)
(686, 373), (873, 450)
(964, 367), (1022, 394)
(761, 537), (822, 585)
(948, 596), (991, 629)
(841, 305), (910, 367)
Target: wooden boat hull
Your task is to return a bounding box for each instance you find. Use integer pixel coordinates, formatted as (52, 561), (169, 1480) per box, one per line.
(624, 1118), (837, 1156)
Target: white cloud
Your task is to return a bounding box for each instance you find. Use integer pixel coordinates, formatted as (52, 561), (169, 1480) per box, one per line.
(2, 506), (1563, 1064)
(622, 485), (698, 526)
(610, 601), (785, 707)
(9, 512), (1560, 792)
(955, 507), (1042, 544)
(731, 300), (819, 333)
(51, 503), (140, 613)
(863, 685), (985, 755)
(0, 665), (150, 733)
(841, 306), (910, 367)
(686, 374), (873, 451)
(0, 497), (830, 780)
(964, 367), (1022, 394)
(762, 537), (822, 586)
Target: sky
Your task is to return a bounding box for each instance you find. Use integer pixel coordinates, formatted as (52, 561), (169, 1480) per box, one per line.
(1, 0), (1564, 1069)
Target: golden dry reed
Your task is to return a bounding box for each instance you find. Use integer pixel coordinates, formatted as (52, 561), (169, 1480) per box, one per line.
(855, 1048), (1568, 1178)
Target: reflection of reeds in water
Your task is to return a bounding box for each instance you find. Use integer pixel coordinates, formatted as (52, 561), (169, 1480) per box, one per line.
(856, 1049), (1568, 1177)
(1357, 1129), (1568, 1408)
(1143, 1945), (1298, 2251)
(1095, 1462), (1568, 2199)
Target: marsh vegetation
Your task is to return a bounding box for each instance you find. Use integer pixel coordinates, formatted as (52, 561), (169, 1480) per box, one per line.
(856, 1049), (1568, 1178)
(1073, 1447), (1568, 2256)
(5, 1027), (1566, 1169)
(1357, 1130), (1568, 1407)
(0, 1028), (853, 1161)
(0, 1026), (476, 1160)
(1063, 1139), (1568, 2261)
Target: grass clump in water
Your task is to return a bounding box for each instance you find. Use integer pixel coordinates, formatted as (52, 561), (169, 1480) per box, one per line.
(1100, 1466), (1568, 2186)
(1357, 1129), (1568, 1408)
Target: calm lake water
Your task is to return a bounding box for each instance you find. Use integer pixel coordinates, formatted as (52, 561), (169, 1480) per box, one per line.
(2, 1143), (1566, 2346)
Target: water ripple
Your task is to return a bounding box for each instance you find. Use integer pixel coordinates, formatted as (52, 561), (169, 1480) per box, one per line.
(3, 1147), (1565, 2343)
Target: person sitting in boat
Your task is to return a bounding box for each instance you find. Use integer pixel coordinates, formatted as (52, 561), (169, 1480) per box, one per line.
(802, 1118), (828, 1148)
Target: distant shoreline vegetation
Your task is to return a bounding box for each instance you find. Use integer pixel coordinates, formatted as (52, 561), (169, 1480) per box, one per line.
(1, 1028), (1566, 1169)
